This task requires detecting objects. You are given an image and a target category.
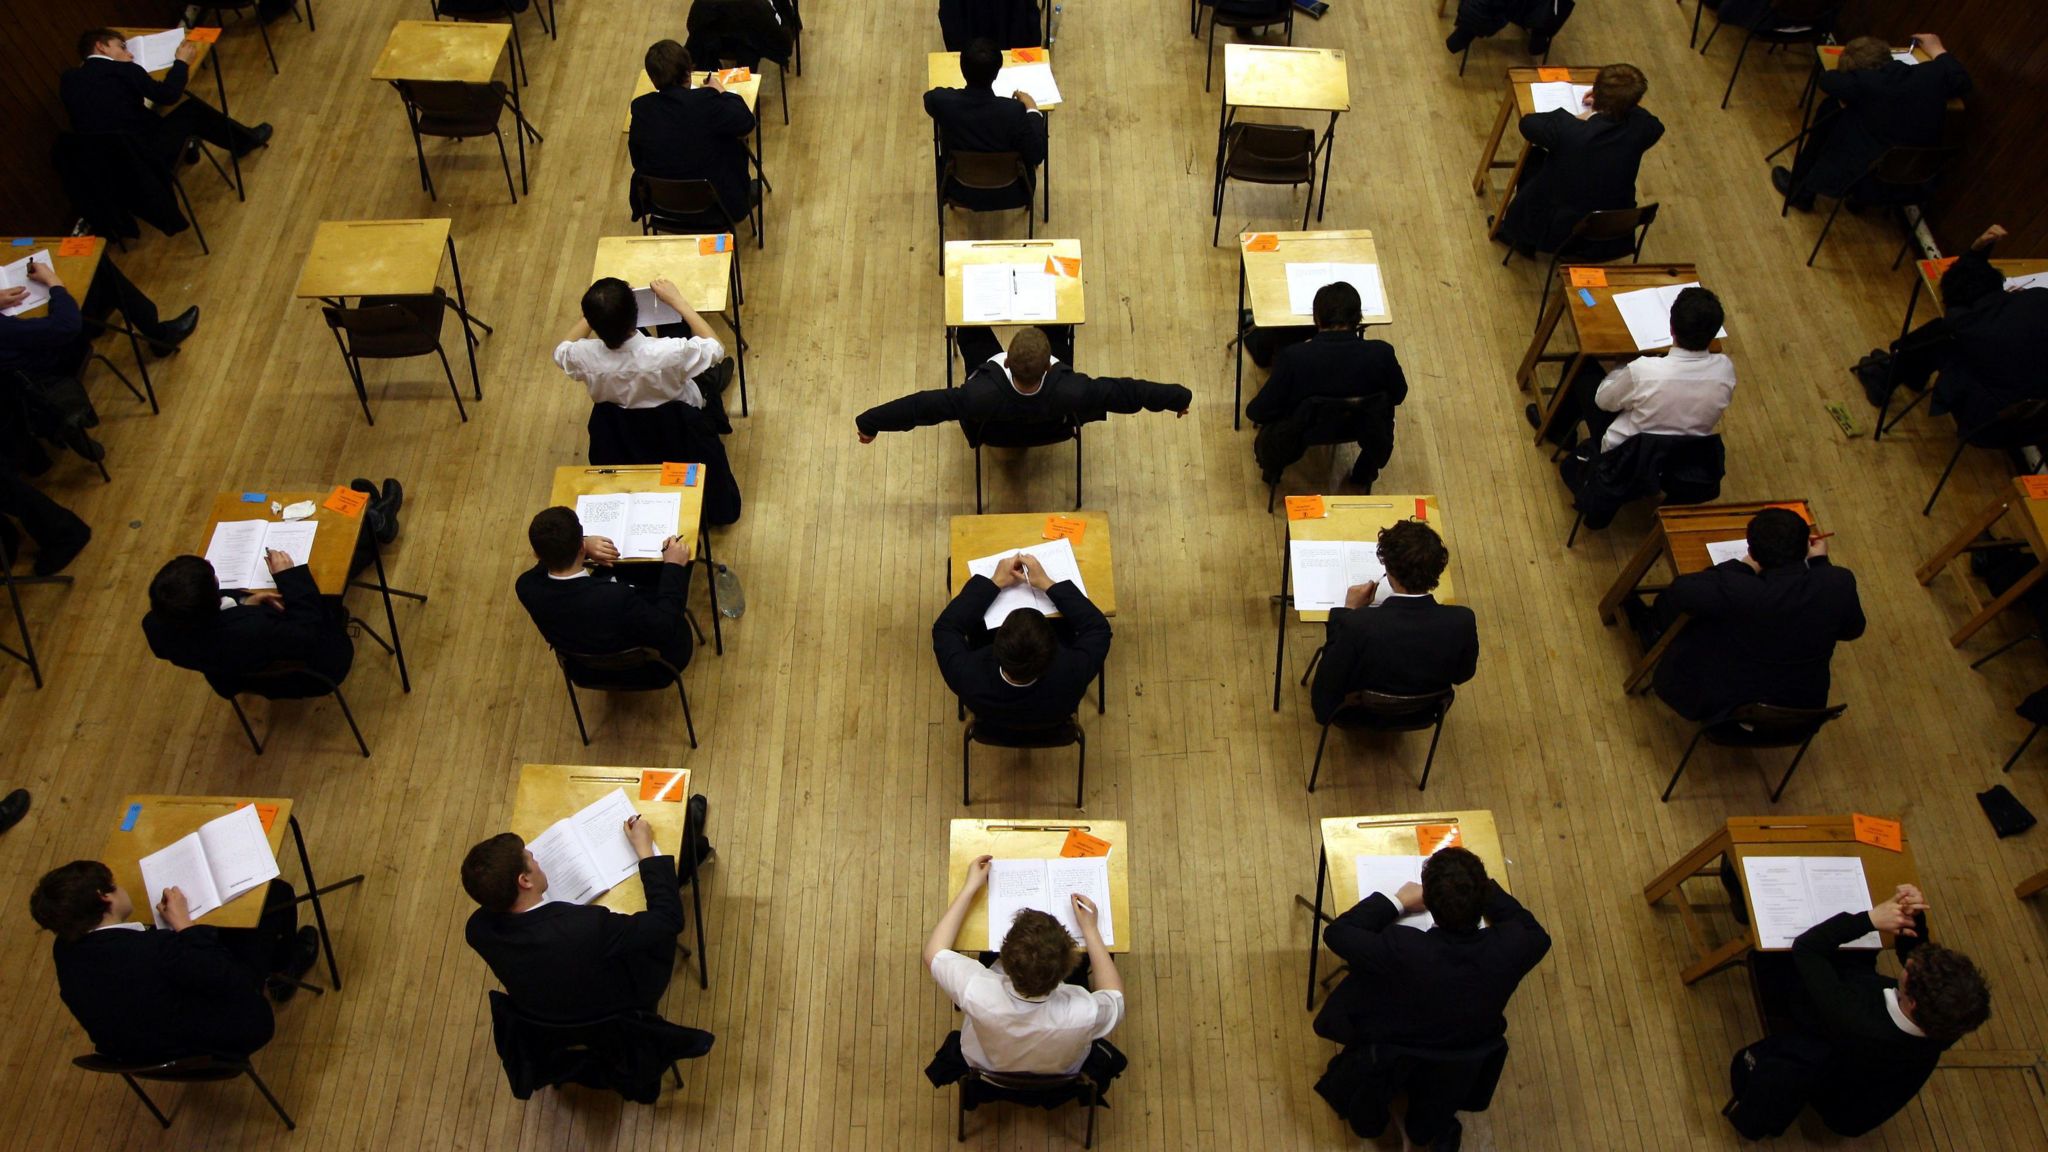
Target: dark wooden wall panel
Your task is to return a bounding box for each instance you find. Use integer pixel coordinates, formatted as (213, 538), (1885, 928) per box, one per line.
(0, 2), (187, 233)
(1843, 0), (2048, 253)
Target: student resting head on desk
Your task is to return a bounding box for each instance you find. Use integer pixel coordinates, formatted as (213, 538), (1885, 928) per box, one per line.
(934, 551), (1111, 726)
(1498, 62), (1662, 260)
(141, 549), (356, 701)
(1309, 520), (1479, 726)
(1774, 34), (1970, 213)
(28, 860), (317, 1064)
(1876, 224), (2048, 430)
(1247, 281), (1409, 492)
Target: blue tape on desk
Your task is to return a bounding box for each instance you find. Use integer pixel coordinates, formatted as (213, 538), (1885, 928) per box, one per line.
(686, 464), (699, 486)
(10, 238), (33, 246)
(241, 492), (267, 503)
(120, 803), (142, 831)
(1577, 288), (1597, 308)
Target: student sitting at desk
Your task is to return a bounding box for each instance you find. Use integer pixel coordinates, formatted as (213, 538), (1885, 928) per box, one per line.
(515, 506), (695, 673)
(61, 28), (272, 171)
(29, 860), (318, 1062)
(142, 550), (357, 698)
(855, 327), (1190, 441)
(925, 38), (1047, 214)
(1246, 281), (1408, 491)
(1313, 847), (1551, 1148)
(939, 0), (1044, 51)
(629, 40), (758, 228)
(1446, 0), (1577, 58)
(686, 0), (798, 73)
(1775, 35), (1969, 212)
(1870, 226), (2048, 428)
(1533, 286), (1733, 450)
(1498, 63), (1662, 258)
(935, 551), (1110, 724)
(555, 276), (729, 418)
(1630, 507), (1864, 723)
(1726, 884), (1990, 1139)
(1310, 521), (1478, 725)
(0, 256), (199, 378)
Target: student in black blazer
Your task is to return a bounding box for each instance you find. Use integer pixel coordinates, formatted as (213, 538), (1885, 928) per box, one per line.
(1776, 35), (1969, 210)
(514, 506), (694, 672)
(935, 551), (1110, 724)
(686, 0), (798, 71)
(30, 860), (316, 1063)
(925, 38), (1048, 212)
(1310, 521), (1478, 725)
(1447, 0), (1576, 56)
(1644, 507), (1865, 722)
(1891, 226), (2048, 431)
(1499, 63), (1663, 257)
(855, 327), (1191, 442)
(628, 39), (758, 228)
(142, 551), (355, 698)
(59, 28), (271, 170)
(1245, 281), (1408, 489)
(462, 819), (707, 1027)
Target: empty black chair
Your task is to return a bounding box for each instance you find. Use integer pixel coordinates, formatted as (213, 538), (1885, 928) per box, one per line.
(219, 661), (369, 758)
(555, 646), (698, 749)
(55, 131), (215, 255)
(1662, 702), (1847, 803)
(7, 366), (114, 483)
(1700, 0), (1841, 109)
(1515, 203), (1659, 324)
(1202, 0), (1294, 90)
(1258, 394), (1392, 512)
(394, 79), (542, 202)
(936, 151), (1034, 272)
(633, 172), (762, 255)
(1923, 398), (2048, 517)
(74, 1052), (294, 1131)
(962, 713), (1085, 807)
(487, 993), (714, 1104)
(957, 1067), (1100, 1148)
(322, 290), (476, 426)
(1213, 124), (1316, 246)
(1302, 682), (1458, 792)
(964, 416), (1080, 513)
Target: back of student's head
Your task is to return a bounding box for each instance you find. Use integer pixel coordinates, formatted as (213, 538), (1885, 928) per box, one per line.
(77, 28), (121, 59)
(1313, 281), (1362, 330)
(528, 506), (584, 570)
(1378, 520), (1449, 594)
(645, 39), (693, 90)
(148, 556), (221, 624)
(1942, 255), (2007, 309)
(1007, 327), (1052, 388)
(1669, 287), (1723, 352)
(992, 608), (1058, 684)
(1746, 507), (1809, 569)
(1591, 63), (1648, 116)
(581, 277), (639, 349)
(998, 909), (1077, 996)
(960, 38), (1003, 88)
(1840, 36), (1892, 73)
(30, 860), (115, 942)
(1905, 944), (1991, 1044)
(461, 833), (529, 913)
(1420, 847), (1489, 931)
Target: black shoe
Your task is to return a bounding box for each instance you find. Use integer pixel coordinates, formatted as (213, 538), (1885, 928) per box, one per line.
(233, 123), (274, 157)
(0, 789), (29, 836)
(34, 527), (90, 577)
(182, 140), (201, 166)
(1446, 28), (1474, 53)
(350, 478), (377, 499)
(1528, 30), (1552, 56)
(1524, 402), (1543, 430)
(58, 424), (106, 465)
(377, 478), (404, 518)
(1345, 467), (1378, 493)
(1771, 166), (1815, 211)
(146, 307), (200, 351)
(288, 926), (320, 978)
(1431, 1116), (1464, 1152)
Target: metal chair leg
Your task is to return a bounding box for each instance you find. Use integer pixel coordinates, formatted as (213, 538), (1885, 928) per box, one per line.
(1307, 722), (1333, 792)
(562, 667), (590, 745)
(1662, 728), (1709, 801)
(1417, 715), (1446, 791)
(1806, 196), (1844, 267)
(436, 346), (467, 422)
(1566, 511), (1585, 547)
(119, 1074), (171, 1128)
(494, 129), (517, 205)
(674, 676), (698, 749)
(1969, 630), (2037, 671)
(1922, 438), (1970, 516)
(243, 1065), (296, 1130)
(330, 686), (370, 758)
(974, 444), (984, 514)
(1073, 429), (1083, 509)
(961, 726), (973, 805)
(1299, 644), (1325, 686)
(1074, 727), (1086, 808)
(1205, 20), (1218, 91)
(1720, 32), (1754, 109)
(1770, 736), (1816, 803)
(2004, 724), (2042, 772)
(230, 696), (265, 754)
(1084, 1077), (1098, 1148)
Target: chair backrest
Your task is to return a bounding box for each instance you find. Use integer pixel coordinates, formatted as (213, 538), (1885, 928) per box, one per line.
(1226, 123), (1315, 174)
(1968, 398), (2048, 447)
(966, 714), (1083, 749)
(1561, 203), (1658, 257)
(322, 292), (447, 358)
(965, 413), (1077, 449)
(220, 659), (341, 701)
(1707, 702), (1847, 747)
(967, 1067), (1092, 1096)
(634, 173), (732, 225)
(1294, 394), (1390, 449)
(74, 1052), (247, 1083)
(1211, 0), (1293, 24)
(1655, 433), (1727, 505)
(399, 80), (506, 135)
(1332, 686), (1456, 731)
(944, 150), (1028, 192)
(1867, 145), (1959, 192)
(556, 646), (681, 690)
(1754, 0), (1840, 29)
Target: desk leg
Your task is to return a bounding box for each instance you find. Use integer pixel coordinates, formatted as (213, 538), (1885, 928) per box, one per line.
(1516, 286), (1567, 391)
(1272, 538), (1290, 712)
(509, 68), (529, 197)
(698, 527), (724, 656)
(289, 815), (365, 991)
(1305, 848), (1328, 1011)
(372, 536), (412, 693)
(1532, 351), (1583, 448)
(1917, 493), (2009, 586)
(1599, 522), (1669, 625)
(1488, 152), (1528, 242)
(0, 567), (70, 688)
(1950, 564), (2048, 649)
(444, 237), (485, 400)
(1898, 276), (1924, 345)
(729, 259), (748, 416)
(1784, 58), (1820, 169)
(945, 326), (956, 389)
(1233, 266), (1246, 430)
(1214, 102), (1232, 203)
(1043, 116), (1052, 223)
(1680, 935), (1753, 986)
(1642, 831), (1728, 905)
(108, 319), (159, 413)
(1315, 113), (1337, 221)
(2018, 867), (2048, 900)
(1624, 616), (1685, 695)
(684, 811), (709, 988)
(1473, 91), (1513, 196)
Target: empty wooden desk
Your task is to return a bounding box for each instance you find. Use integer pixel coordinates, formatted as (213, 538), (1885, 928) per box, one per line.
(1644, 814), (1916, 984)
(1218, 45), (1349, 225)
(509, 763), (707, 986)
(1916, 476), (2048, 649)
(1472, 66), (1601, 238)
(1518, 263), (1724, 447)
(927, 47), (1060, 220)
(947, 818), (1132, 954)
(1232, 229), (1390, 429)
(1275, 495), (1452, 710)
(950, 511), (1116, 714)
(371, 21), (538, 197)
(548, 463), (725, 654)
(295, 219), (491, 401)
(1298, 808), (1505, 1008)
(591, 233), (750, 415)
(942, 238), (1086, 387)
(1597, 499), (1814, 694)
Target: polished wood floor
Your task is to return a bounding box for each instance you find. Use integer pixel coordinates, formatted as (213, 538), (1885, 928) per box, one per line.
(3, 1), (2047, 1148)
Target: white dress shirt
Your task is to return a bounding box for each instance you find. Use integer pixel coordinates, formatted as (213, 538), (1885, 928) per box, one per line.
(553, 333), (724, 409)
(984, 351), (1062, 395)
(929, 950), (1123, 1074)
(1883, 989), (1926, 1037)
(1592, 347), (1737, 451)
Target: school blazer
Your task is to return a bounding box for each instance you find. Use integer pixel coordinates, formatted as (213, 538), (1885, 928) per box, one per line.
(934, 575), (1111, 724)
(51, 926), (275, 1062)
(465, 856), (686, 1022)
(1311, 595), (1478, 725)
(855, 364), (1190, 439)
(1652, 557), (1865, 722)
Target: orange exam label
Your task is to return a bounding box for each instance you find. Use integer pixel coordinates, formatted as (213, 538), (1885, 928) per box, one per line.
(698, 235), (730, 255)
(1568, 267), (1608, 288)
(640, 769), (688, 802)
(1852, 813), (1903, 852)
(659, 462), (693, 486)
(1536, 67), (1571, 81)
(1416, 824), (1463, 855)
(1244, 233), (1280, 252)
(57, 237), (96, 257)
(1060, 828), (1111, 857)
(1043, 515), (1086, 543)
(322, 486), (369, 517)
(2022, 476), (2048, 500)
(1010, 47), (1046, 63)
(1764, 502), (1814, 525)
(1285, 495), (1326, 520)
(713, 67), (751, 84)
(235, 802), (279, 833)
(186, 27), (221, 44)
(1046, 255), (1081, 278)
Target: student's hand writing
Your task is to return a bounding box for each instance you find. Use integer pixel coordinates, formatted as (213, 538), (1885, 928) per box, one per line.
(624, 814), (656, 859)
(174, 40), (199, 66)
(992, 555), (1026, 589)
(650, 277), (687, 311)
(1806, 533), (1831, 560)
(0, 288), (26, 310)
(241, 590), (285, 612)
(1019, 553), (1053, 591)
(1973, 224), (2007, 252)
(1869, 893), (1919, 935)
(660, 534), (693, 566)
(26, 261), (62, 288)
(263, 548), (295, 575)
(1343, 581), (1378, 610)
(705, 70), (728, 93)
(1911, 33), (1944, 57)
(1014, 90), (1038, 112)
(1394, 882), (1425, 913)
(1071, 893), (1100, 933)
(159, 886), (194, 931)
(583, 535), (621, 566)
(964, 854), (993, 890)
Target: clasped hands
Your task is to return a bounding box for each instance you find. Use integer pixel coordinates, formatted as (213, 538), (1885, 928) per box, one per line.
(1869, 883), (1928, 935)
(990, 552), (1054, 591)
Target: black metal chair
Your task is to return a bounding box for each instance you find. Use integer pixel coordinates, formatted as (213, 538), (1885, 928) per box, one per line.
(394, 79), (543, 202)
(219, 661), (369, 758)
(74, 1052), (294, 1130)
(1923, 398), (2048, 517)
(1662, 702), (1847, 803)
(2004, 686), (2048, 772)
(7, 366), (113, 483)
(432, 0), (548, 85)
(555, 646), (698, 749)
(0, 560), (71, 689)
(322, 290), (476, 426)
(1202, 0), (1293, 91)
(1262, 394), (1388, 512)
(965, 416), (1080, 514)
(1700, 0), (1841, 109)
(962, 714), (1085, 807)
(936, 150), (1035, 272)
(635, 172), (762, 264)
(957, 1066), (1100, 1148)
(1515, 203), (1660, 326)
(201, 1), (315, 75)
(1798, 144), (1960, 269)
(487, 994), (714, 1100)
(1298, 677), (1457, 793)
(1213, 123), (1316, 246)
(1459, 21), (1553, 76)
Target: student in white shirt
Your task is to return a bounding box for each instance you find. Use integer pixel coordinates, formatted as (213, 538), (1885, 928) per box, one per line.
(1532, 286), (1735, 451)
(554, 277), (727, 412)
(923, 854), (1124, 1077)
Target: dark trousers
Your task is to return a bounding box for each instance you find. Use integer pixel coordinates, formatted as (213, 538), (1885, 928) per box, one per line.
(1540, 356), (1620, 447)
(220, 878), (303, 980)
(955, 325), (1076, 373)
(147, 98), (265, 168)
(0, 468), (90, 563)
(80, 257), (166, 341)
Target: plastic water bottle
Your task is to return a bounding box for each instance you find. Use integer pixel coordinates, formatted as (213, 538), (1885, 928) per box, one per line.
(1048, 4), (1063, 47)
(714, 562), (745, 619)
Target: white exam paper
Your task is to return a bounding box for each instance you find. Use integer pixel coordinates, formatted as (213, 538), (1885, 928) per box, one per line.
(1284, 262), (1386, 318)
(986, 856), (1115, 947)
(965, 538), (1086, 629)
(1741, 855), (1881, 951)
(1355, 855), (1435, 930)
(575, 491), (683, 559)
(1529, 82), (1594, 115)
(632, 286), (683, 330)
(960, 264), (1058, 323)
(138, 804), (280, 927)
(993, 61), (1062, 107)
(202, 519), (320, 590)
(2006, 272), (2048, 293)
(1705, 539), (1749, 567)
(1288, 540), (1386, 613)
(1611, 282), (1729, 352)
(0, 250), (55, 317)
(126, 28), (187, 74)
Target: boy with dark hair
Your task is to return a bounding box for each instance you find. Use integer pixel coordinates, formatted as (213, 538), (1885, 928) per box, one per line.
(61, 28), (272, 169)
(513, 505), (695, 673)
(1536, 285), (1734, 450)
(924, 37), (1048, 214)
(1499, 62), (1663, 257)
(1310, 521), (1479, 724)
(1872, 225), (2048, 429)
(554, 276), (727, 412)
(627, 39), (758, 223)
(1247, 280), (1409, 490)
(141, 549), (356, 697)
(934, 551), (1111, 725)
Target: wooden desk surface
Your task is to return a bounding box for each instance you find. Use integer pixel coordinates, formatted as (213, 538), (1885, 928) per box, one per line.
(926, 49), (1061, 109)
(1321, 809), (1505, 911)
(3, 237), (104, 320)
(1559, 263), (1723, 357)
(547, 465), (709, 558)
(1818, 42), (1931, 71)
(1288, 495), (1452, 621)
(1223, 44), (1349, 113)
(1657, 500), (1814, 577)
(622, 70), (763, 131)
(102, 794), (293, 929)
(509, 764), (691, 915)
(1239, 229), (1388, 327)
(113, 27), (215, 80)
(943, 239), (1086, 327)
(371, 20), (509, 84)
(295, 219), (452, 299)
(947, 819), (1131, 954)
(590, 234), (734, 314)
(1506, 65), (1603, 116)
(1914, 257), (2048, 315)
(948, 511), (1117, 615)
(1725, 815), (1918, 951)
(203, 489), (367, 594)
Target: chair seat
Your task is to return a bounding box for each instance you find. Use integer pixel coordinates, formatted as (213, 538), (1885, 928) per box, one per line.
(1330, 703), (1446, 733)
(970, 421), (1077, 450)
(1223, 125), (1315, 184)
(968, 717), (1082, 747)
